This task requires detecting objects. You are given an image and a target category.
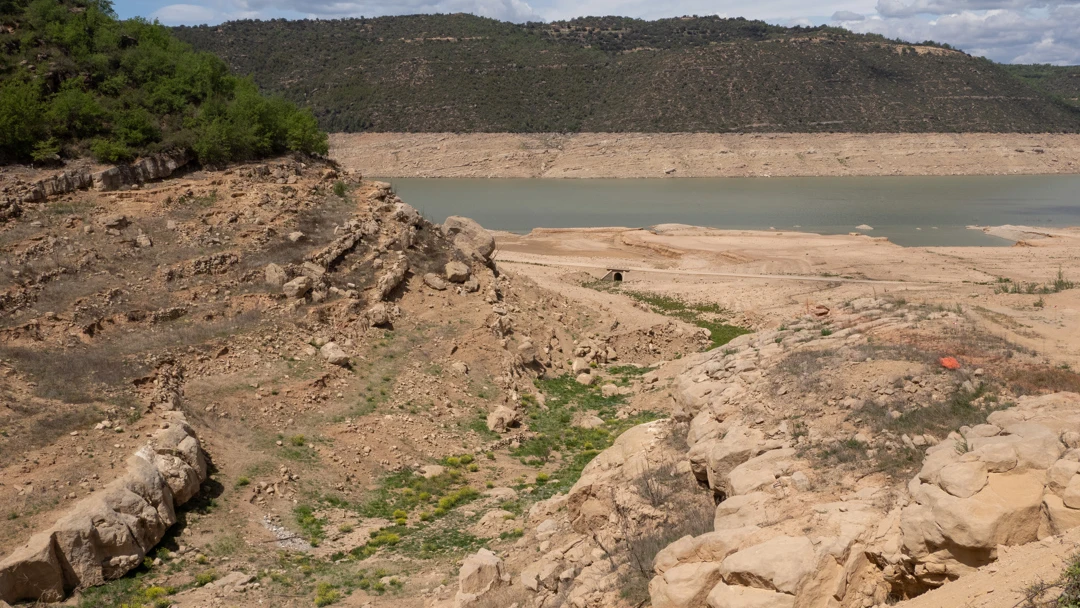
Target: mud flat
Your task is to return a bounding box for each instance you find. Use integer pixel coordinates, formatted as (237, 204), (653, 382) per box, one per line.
(331, 132), (1080, 178)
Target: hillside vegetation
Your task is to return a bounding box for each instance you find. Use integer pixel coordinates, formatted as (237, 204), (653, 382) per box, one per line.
(0, 0), (327, 165)
(1005, 64), (1080, 108)
(174, 14), (1080, 134)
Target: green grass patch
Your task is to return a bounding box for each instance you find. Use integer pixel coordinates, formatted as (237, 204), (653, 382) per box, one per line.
(585, 285), (748, 349)
(294, 505), (327, 545)
(520, 373), (662, 499)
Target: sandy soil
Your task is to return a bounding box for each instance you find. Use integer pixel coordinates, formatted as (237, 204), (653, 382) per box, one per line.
(331, 132), (1080, 178)
(494, 224), (1080, 368)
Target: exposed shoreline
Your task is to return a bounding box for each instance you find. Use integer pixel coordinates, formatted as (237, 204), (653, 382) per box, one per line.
(331, 132), (1080, 179)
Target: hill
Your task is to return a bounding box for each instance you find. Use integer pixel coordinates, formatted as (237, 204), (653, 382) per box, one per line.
(1004, 64), (1080, 108)
(173, 14), (1080, 134)
(0, 0), (327, 165)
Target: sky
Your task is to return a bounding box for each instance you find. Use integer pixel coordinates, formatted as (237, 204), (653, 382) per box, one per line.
(114, 0), (1080, 65)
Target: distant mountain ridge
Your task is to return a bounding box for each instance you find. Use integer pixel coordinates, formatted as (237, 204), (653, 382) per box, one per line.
(174, 14), (1080, 134)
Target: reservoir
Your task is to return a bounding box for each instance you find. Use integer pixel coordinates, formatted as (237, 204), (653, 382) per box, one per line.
(384, 175), (1080, 247)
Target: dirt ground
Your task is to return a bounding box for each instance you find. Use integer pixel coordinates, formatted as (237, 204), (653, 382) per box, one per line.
(331, 132), (1080, 178)
(495, 224), (1080, 369)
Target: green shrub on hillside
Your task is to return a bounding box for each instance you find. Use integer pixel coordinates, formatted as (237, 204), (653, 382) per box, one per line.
(0, 0), (327, 165)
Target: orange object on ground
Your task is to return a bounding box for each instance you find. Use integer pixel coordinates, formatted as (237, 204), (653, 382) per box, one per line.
(940, 357), (961, 370)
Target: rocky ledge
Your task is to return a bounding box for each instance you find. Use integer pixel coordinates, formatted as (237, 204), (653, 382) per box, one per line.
(0, 412), (206, 604)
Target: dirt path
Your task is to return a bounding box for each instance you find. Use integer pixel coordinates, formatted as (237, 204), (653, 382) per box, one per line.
(331, 132), (1080, 178)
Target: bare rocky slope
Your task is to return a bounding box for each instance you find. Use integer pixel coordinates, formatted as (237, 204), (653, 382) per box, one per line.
(2, 154), (1080, 608)
(331, 132), (1080, 179)
(0, 156), (707, 607)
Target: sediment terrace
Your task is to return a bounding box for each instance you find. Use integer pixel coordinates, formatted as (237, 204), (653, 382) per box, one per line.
(331, 132), (1080, 179)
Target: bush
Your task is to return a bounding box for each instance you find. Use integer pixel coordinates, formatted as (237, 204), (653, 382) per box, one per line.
(0, 0), (327, 165)
(314, 582), (340, 607)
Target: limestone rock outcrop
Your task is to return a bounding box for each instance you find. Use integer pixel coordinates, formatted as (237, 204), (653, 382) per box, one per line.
(0, 414), (207, 604)
(442, 216), (496, 263)
(455, 549), (508, 606)
(650, 391), (1080, 608)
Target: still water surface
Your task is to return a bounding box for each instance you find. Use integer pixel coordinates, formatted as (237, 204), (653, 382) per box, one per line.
(384, 175), (1080, 247)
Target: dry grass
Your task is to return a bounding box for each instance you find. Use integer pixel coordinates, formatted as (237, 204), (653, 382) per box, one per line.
(1007, 365), (1080, 395)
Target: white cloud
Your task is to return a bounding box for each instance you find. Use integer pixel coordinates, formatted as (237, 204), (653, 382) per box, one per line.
(832, 10), (866, 19)
(838, 3), (1080, 63)
(153, 3), (222, 24)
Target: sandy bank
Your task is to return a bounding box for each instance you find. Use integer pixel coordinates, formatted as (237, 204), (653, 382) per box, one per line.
(331, 132), (1080, 178)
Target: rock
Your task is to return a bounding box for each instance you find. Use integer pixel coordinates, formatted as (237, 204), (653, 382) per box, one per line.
(0, 416), (206, 605)
(421, 465), (446, 478)
(393, 202), (421, 225)
(456, 549), (506, 606)
(487, 406), (521, 433)
(520, 558), (560, 592)
(463, 276), (481, 293)
(287, 231), (304, 242)
(135, 234), (152, 248)
(653, 527), (758, 575)
(1064, 475), (1080, 509)
(424, 273), (448, 291)
(572, 358), (591, 374)
(938, 461), (989, 498)
(720, 536), (816, 594)
(856, 224), (873, 231)
(649, 562), (723, 608)
(576, 373), (596, 386)
(575, 415), (605, 430)
(101, 214), (128, 229)
(726, 449), (796, 496)
(706, 582), (795, 608)
(442, 216), (496, 263)
(601, 384), (619, 398)
(210, 572), (256, 592)
(901, 471), (1044, 583)
(320, 342), (350, 366)
(265, 263), (287, 287)
(451, 361), (469, 375)
(517, 341), (538, 365)
(790, 471), (811, 491)
(366, 303), (391, 327)
(445, 261), (471, 283)
(282, 276), (313, 298)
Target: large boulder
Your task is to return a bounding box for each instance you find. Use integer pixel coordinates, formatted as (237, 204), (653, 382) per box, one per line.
(720, 535), (816, 595)
(445, 261), (471, 283)
(649, 562), (723, 608)
(320, 342), (350, 366)
(456, 549), (506, 606)
(442, 216), (495, 263)
(282, 276), (313, 298)
(264, 263), (287, 287)
(0, 415), (207, 605)
(486, 406), (521, 433)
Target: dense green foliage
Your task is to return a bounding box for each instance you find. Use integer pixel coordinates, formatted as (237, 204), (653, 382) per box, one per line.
(1004, 64), (1080, 108)
(0, 0), (327, 165)
(175, 14), (1080, 134)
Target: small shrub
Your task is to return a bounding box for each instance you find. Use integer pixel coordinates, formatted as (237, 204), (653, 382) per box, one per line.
(535, 472), (550, 485)
(315, 582), (340, 607)
(289, 435), (306, 446)
(194, 570), (219, 587)
(235, 476), (251, 488)
(332, 181), (347, 198)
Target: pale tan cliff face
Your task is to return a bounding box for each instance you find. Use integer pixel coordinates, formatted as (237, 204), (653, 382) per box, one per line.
(331, 132), (1080, 179)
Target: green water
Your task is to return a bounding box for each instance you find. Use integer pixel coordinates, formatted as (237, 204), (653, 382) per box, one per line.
(383, 175), (1080, 247)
